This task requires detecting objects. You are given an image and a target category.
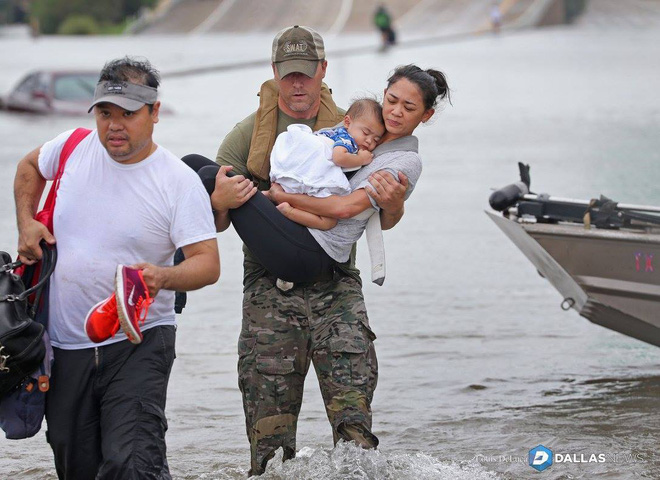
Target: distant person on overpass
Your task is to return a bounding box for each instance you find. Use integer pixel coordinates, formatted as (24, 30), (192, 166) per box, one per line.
(490, 1), (502, 34)
(374, 4), (397, 50)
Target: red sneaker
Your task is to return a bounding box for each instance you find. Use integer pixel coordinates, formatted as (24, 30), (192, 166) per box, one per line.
(84, 293), (120, 343)
(115, 265), (153, 345)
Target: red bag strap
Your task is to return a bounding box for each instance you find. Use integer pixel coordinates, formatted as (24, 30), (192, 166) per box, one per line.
(41, 128), (92, 213)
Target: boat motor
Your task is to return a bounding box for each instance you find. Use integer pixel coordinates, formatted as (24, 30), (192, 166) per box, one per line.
(489, 181), (529, 211)
(489, 162), (531, 211)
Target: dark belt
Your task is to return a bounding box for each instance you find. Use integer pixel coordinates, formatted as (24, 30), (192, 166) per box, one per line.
(264, 266), (339, 291)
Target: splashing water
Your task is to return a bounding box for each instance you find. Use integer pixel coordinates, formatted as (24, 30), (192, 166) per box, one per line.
(256, 442), (500, 480)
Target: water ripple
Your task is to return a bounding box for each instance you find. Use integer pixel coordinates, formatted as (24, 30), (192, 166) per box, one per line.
(257, 442), (501, 480)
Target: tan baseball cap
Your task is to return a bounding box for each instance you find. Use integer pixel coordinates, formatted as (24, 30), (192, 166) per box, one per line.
(271, 25), (325, 78)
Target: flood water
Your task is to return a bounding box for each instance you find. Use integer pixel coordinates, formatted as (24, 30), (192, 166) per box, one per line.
(1, 20), (659, 480)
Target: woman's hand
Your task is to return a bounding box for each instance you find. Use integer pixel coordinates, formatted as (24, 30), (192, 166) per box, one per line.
(368, 171), (407, 212)
(368, 171), (408, 230)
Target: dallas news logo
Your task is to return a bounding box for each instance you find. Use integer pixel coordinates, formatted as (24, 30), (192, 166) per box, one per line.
(529, 445), (553, 472)
(528, 444), (610, 471)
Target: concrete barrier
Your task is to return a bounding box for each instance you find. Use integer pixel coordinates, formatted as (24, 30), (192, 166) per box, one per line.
(140, 0), (587, 35)
(511, 0), (587, 29)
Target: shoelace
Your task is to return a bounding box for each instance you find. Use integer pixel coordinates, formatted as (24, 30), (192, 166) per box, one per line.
(135, 271), (154, 324)
(135, 296), (154, 324)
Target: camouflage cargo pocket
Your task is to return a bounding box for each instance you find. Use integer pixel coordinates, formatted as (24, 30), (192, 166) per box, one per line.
(256, 355), (296, 376)
(244, 276), (277, 303)
(238, 336), (257, 400)
(327, 322), (371, 387)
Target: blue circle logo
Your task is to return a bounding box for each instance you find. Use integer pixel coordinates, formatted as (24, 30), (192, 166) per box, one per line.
(529, 445), (553, 472)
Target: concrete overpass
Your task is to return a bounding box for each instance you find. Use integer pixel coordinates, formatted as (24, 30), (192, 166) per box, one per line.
(137, 0), (660, 78)
(137, 0), (581, 36)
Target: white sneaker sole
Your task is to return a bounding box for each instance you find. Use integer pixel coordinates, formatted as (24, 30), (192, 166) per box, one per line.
(115, 264), (142, 345)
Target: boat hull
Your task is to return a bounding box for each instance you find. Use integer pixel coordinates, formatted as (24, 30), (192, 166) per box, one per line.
(487, 211), (660, 347)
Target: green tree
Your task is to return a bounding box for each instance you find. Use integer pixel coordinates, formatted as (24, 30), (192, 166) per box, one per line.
(57, 13), (100, 35)
(32, 0), (157, 34)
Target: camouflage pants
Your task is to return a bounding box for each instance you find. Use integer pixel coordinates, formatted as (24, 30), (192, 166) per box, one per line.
(237, 275), (379, 475)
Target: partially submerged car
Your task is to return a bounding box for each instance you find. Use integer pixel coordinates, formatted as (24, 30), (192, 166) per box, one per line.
(3, 70), (98, 115)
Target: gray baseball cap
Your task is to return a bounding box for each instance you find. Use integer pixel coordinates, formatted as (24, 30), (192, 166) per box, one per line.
(88, 81), (158, 113)
(271, 25), (325, 78)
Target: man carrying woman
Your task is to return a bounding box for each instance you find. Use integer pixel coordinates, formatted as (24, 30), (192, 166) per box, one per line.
(199, 25), (450, 476)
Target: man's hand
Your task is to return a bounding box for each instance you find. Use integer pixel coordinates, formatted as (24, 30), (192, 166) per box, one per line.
(210, 165), (257, 212)
(130, 238), (220, 298)
(17, 219), (55, 265)
(130, 263), (165, 298)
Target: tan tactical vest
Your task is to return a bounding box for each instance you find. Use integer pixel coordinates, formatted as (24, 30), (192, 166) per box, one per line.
(246, 79), (345, 182)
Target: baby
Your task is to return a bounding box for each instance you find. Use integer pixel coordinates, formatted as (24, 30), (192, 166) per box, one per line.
(269, 98), (385, 229)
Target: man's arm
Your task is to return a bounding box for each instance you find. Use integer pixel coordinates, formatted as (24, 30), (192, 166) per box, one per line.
(14, 147), (56, 264)
(367, 171), (408, 230)
(213, 117), (257, 231)
(133, 238), (220, 298)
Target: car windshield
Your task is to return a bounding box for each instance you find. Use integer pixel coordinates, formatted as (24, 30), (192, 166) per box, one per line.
(53, 74), (98, 101)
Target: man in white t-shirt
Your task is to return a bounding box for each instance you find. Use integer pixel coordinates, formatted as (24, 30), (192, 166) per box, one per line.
(13, 57), (219, 479)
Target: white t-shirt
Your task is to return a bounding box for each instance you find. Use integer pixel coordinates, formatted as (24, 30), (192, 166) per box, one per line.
(38, 129), (216, 349)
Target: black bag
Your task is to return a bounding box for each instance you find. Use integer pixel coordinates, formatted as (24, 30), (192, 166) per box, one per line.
(0, 243), (57, 399)
(0, 334), (53, 439)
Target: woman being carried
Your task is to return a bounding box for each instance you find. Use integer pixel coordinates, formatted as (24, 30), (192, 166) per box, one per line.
(185, 64), (450, 284)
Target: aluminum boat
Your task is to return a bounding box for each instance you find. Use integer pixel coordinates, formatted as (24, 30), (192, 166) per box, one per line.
(487, 164), (660, 348)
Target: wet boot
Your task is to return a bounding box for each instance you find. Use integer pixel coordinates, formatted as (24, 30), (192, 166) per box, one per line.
(336, 422), (379, 449)
(248, 448), (275, 477)
(247, 446), (296, 477)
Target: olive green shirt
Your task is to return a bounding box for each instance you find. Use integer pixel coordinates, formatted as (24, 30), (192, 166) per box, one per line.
(216, 108), (360, 289)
